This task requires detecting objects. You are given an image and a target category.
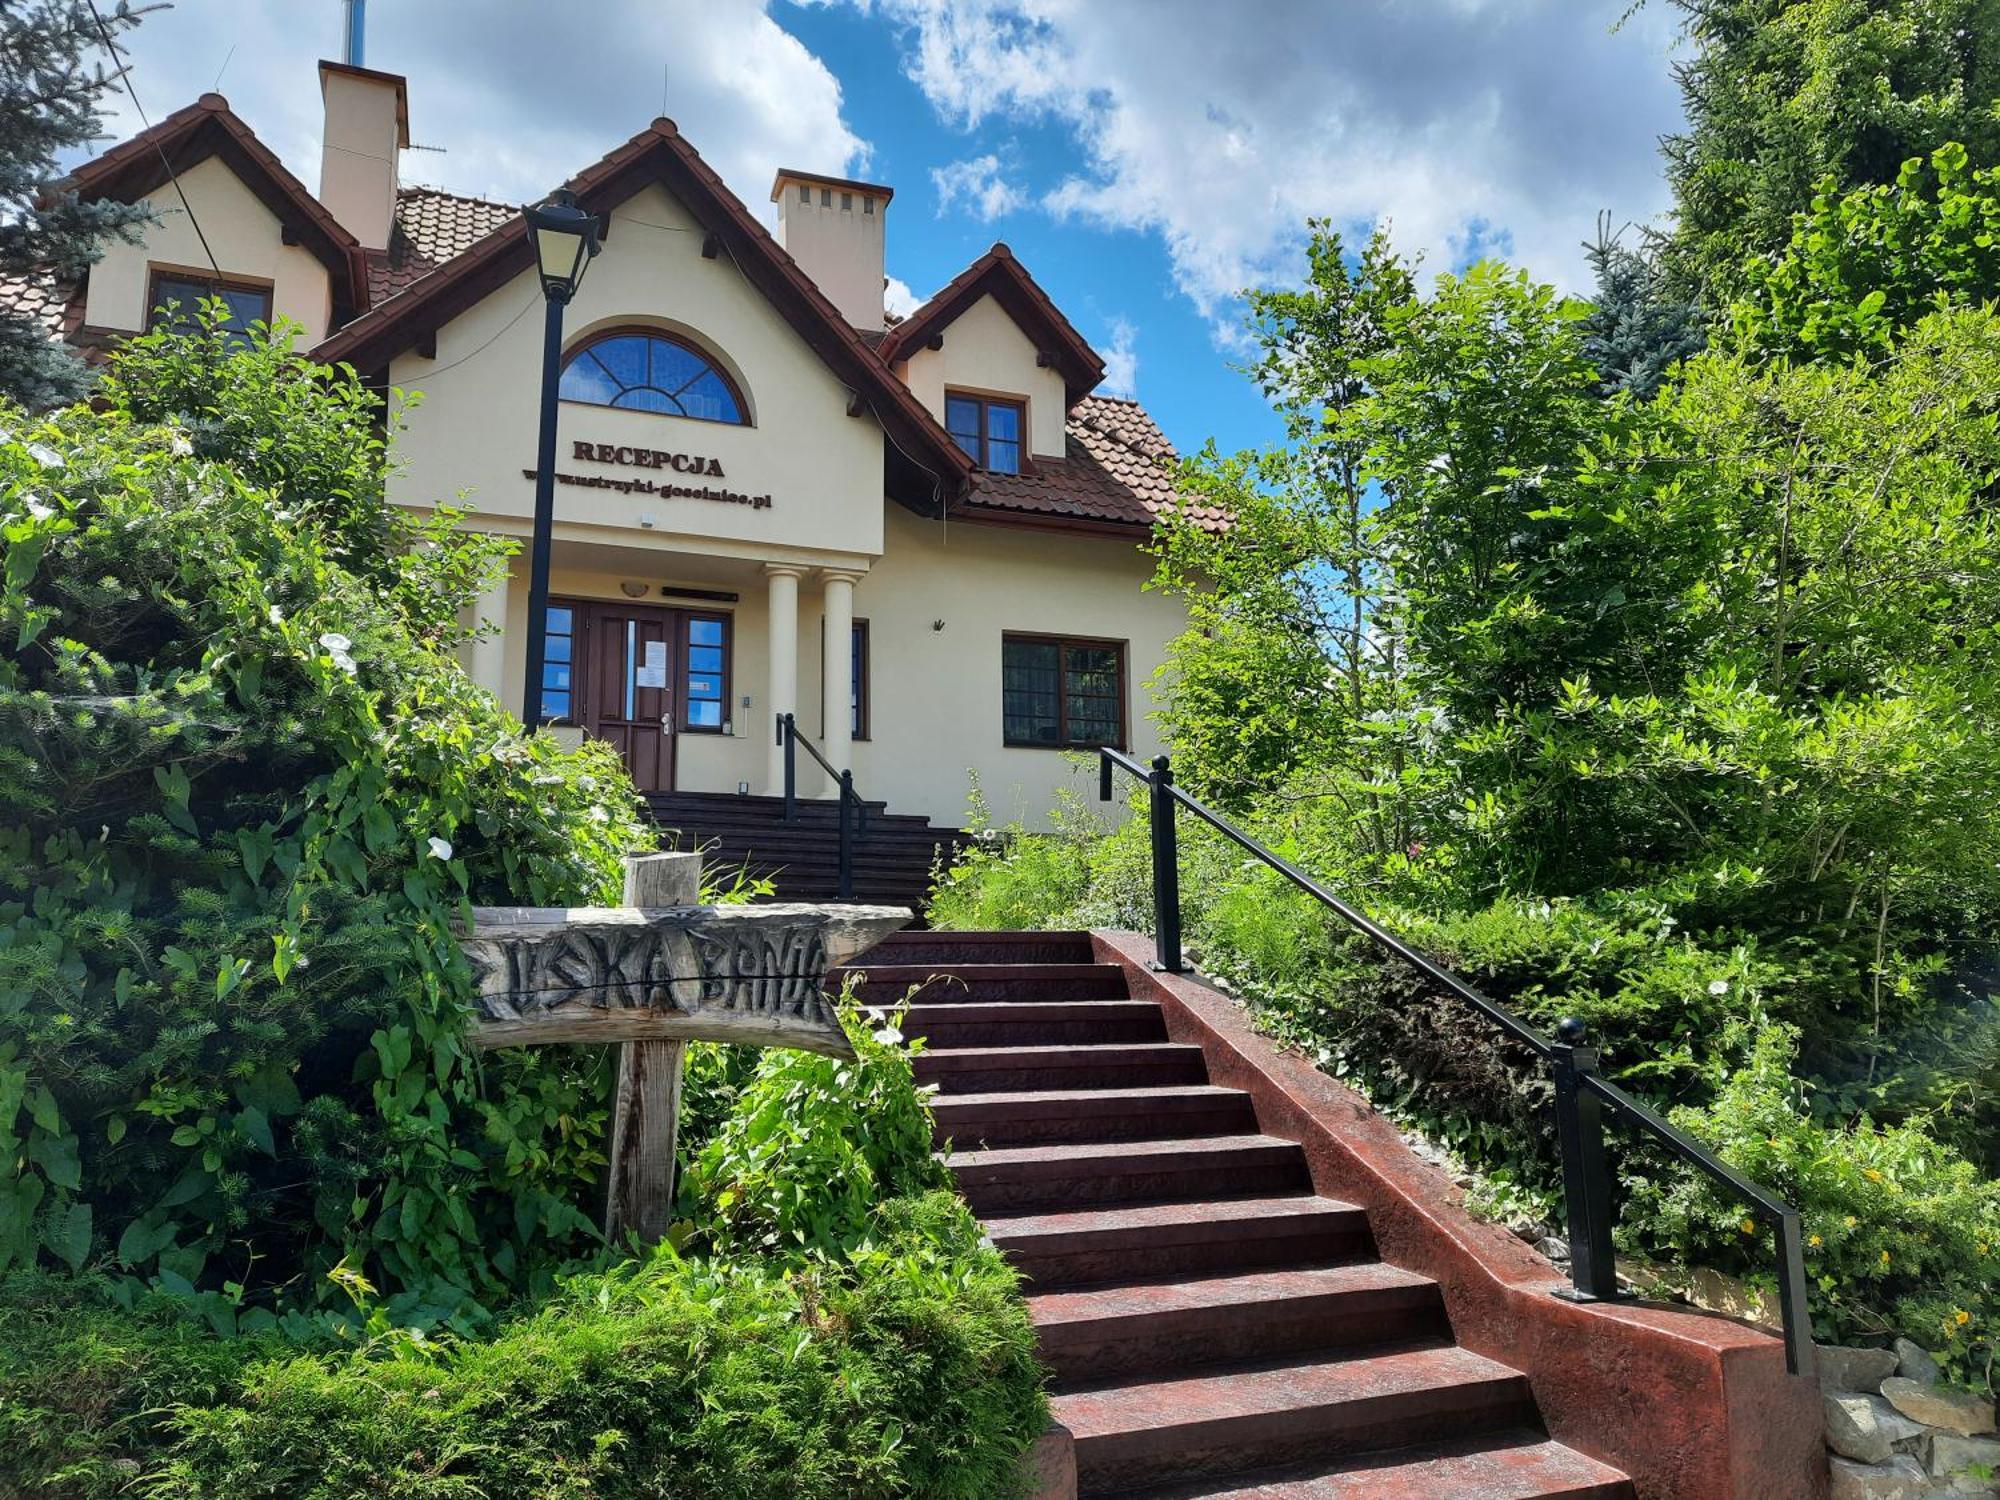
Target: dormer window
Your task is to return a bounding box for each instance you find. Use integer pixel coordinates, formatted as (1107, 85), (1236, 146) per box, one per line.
(946, 392), (1023, 474)
(147, 269), (273, 347)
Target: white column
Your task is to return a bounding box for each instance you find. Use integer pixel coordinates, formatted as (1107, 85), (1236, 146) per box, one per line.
(764, 565), (802, 793)
(469, 556), (510, 707)
(820, 571), (858, 777)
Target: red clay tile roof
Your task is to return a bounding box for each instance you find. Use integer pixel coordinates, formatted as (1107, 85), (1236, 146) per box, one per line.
(877, 242), (1105, 401)
(397, 187), (516, 263)
(365, 187), (517, 304)
(0, 269), (80, 341)
(961, 394), (1227, 534)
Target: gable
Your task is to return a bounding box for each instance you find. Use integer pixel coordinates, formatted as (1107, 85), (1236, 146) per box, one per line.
(83, 155), (338, 343)
(383, 181), (898, 558)
(65, 93), (366, 328)
(313, 118), (972, 513)
(896, 292), (1069, 459)
(877, 243), (1104, 404)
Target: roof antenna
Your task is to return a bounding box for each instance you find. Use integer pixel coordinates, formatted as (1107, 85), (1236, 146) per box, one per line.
(344, 0), (366, 67)
(661, 62), (670, 119)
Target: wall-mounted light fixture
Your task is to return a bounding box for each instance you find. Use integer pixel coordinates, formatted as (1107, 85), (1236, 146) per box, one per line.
(619, 580), (649, 599)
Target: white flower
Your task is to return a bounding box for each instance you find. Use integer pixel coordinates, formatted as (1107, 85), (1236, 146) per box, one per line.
(166, 430), (193, 457)
(1708, 980), (1731, 996)
(588, 806), (609, 824)
(330, 651), (358, 677)
(427, 837), (454, 861)
(23, 495), (52, 521)
(268, 604), (284, 624)
(26, 443), (62, 469)
(871, 1025), (904, 1046)
(318, 632), (352, 653)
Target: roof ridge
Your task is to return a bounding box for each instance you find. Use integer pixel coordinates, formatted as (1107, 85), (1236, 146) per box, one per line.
(397, 184), (518, 211)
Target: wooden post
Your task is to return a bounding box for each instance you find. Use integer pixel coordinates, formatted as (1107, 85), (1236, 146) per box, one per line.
(455, 869), (911, 1255)
(606, 852), (699, 1248)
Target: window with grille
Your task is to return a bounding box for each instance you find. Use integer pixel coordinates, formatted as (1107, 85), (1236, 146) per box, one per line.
(559, 330), (748, 424)
(682, 616), (728, 731)
(1001, 634), (1125, 748)
(147, 269), (273, 346)
(539, 605), (575, 722)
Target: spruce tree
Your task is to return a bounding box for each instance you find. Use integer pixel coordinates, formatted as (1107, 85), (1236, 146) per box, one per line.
(0, 1), (155, 409)
(1580, 216), (1705, 401)
(1658, 0), (2000, 302)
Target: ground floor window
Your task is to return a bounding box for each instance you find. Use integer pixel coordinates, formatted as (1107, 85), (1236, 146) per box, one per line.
(540, 604), (576, 721)
(682, 615), (728, 731)
(852, 620), (871, 740)
(1001, 633), (1125, 748)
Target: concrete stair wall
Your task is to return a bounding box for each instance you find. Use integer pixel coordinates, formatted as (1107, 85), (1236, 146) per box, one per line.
(833, 929), (1643, 1499)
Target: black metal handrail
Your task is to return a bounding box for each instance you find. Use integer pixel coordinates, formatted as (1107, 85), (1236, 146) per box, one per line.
(775, 712), (867, 898)
(1099, 746), (1813, 1376)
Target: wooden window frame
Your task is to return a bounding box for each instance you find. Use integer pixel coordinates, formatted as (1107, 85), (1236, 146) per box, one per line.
(1001, 631), (1128, 751)
(679, 611), (733, 735)
(145, 264), (274, 334)
(539, 600), (583, 725)
(557, 325), (752, 426)
(945, 389), (1027, 474)
(853, 618), (871, 742)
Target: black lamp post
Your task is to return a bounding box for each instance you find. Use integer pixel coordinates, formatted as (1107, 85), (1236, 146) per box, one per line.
(520, 189), (602, 728)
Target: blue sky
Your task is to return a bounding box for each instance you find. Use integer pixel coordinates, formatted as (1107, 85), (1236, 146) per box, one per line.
(86, 0), (1690, 460)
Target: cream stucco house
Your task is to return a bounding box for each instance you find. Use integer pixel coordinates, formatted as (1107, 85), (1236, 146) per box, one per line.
(11, 60), (1225, 895)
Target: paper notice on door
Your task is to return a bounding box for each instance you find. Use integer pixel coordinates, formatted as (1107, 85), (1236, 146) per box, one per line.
(634, 640), (668, 689)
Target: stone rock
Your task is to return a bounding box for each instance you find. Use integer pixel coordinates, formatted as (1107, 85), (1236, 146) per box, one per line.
(1829, 1454), (1933, 1500)
(1883, 1376), (1997, 1438)
(1820, 1344), (1904, 1395)
(1894, 1337), (1942, 1387)
(1929, 1432), (2000, 1483)
(1826, 1392), (1931, 1464)
(1536, 1235), (1571, 1264)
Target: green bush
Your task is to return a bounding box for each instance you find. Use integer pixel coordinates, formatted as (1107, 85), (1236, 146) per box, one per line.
(934, 808), (2000, 1388)
(1633, 1025), (2000, 1365)
(682, 996), (952, 1263)
(0, 1192), (1046, 1500)
(0, 1012), (1047, 1499)
(0, 324), (653, 1317)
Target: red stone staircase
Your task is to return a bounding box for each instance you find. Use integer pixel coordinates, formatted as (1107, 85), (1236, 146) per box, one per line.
(835, 929), (1636, 1500)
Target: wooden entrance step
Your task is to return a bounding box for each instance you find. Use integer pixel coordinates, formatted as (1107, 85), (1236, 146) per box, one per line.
(644, 789), (967, 914)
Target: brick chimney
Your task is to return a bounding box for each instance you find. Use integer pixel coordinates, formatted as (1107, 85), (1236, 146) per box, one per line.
(317, 60), (408, 252)
(771, 169), (892, 331)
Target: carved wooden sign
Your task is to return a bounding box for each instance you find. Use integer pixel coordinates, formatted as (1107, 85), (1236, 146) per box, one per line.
(457, 854), (911, 1248)
(462, 901), (908, 1056)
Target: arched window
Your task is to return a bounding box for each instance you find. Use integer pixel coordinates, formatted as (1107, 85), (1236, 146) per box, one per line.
(558, 330), (748, 424)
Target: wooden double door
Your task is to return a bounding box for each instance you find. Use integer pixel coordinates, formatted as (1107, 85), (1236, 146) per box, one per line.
(547, 598), (718, 793)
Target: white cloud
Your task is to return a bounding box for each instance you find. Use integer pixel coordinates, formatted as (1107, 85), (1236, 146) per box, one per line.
(82, 1), (867, 223)
(830, 0), (1686, 319)
(1099, 315), (1137, 396)
(884, 275), (925, 318)
(930, 153), (1026, 220)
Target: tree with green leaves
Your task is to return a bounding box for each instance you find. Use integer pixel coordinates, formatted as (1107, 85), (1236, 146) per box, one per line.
(0, 0), (156, 408)
(1657, 0), (2000, 301)
(1153, 225), (1415, 836)
(1735, 140), (2000, 359)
